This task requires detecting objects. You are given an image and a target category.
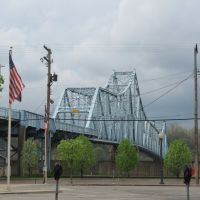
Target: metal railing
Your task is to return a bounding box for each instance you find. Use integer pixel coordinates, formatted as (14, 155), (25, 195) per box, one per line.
(0, 107), (96, 137)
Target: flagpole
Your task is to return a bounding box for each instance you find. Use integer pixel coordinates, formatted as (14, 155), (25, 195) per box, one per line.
(7, 103), (11, 186)
(7, 47), (12, 186)
(7, 47), (25, 187)
(44, 127), (47, 184)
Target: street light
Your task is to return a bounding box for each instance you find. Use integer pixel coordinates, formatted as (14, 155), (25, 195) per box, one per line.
(159, 131), (165, 184)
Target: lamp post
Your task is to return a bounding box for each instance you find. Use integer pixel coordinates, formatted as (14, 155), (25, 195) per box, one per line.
(159, 132), (164, 184)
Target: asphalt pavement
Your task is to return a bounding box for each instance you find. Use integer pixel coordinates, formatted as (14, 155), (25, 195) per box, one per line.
(0, 177), (199, 194)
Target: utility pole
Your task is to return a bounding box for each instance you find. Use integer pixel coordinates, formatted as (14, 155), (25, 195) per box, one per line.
(42, 45), (57, 184)
(194, 44), (199, 184)
(43, 45), (51, 184)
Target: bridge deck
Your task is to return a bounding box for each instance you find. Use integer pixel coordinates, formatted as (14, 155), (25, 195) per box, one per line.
(0, 107), (96, 137)
(0, 106), (165, 157)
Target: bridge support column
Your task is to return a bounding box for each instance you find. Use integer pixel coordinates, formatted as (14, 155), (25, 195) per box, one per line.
(18, 125), (26, 176)
(109, 145), (117, 178)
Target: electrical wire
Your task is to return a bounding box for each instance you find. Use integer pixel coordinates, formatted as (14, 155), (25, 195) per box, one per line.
(49, 73), (193, 118)
(0, 42), (196, 55)
(140, 77), (192, 96)
(148, 113), (194, 119)
(143, 73), (193, 108)
(16, 117), (195, 122)
(33, 97), (46, 113)
(141, 70), (192, 82)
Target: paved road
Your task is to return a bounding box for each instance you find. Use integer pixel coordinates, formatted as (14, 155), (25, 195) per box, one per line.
(0, 185), (199, 200)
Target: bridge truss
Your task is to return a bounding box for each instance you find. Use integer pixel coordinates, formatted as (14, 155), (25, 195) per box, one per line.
(53, 71), (167, 155)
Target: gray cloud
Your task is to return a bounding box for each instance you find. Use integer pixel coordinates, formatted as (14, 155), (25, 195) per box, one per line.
(0, 0), (199, 128)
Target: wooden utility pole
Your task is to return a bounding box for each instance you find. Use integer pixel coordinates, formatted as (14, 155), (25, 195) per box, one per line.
(43, 45), (52, 184)
(194, 44), (199, 184)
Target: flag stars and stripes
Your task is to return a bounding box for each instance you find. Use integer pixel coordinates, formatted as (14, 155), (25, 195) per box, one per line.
(9, 52), (25, 104)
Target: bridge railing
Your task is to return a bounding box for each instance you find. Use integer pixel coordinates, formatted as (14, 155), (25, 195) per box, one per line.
(54, 120), (96, 136)
(0, 107), (96, 137)
(0, 107), (20, 120)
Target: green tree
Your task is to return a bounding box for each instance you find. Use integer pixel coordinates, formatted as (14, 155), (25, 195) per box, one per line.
(0, 75), (4, 92)
(56, 139), (80, 184)
(115, 139), (138, 176)
(164, 140), (192, 177)
(21, 138), (39, 176)
(167, 124), (193, 151)
(75, 135), (96, 177)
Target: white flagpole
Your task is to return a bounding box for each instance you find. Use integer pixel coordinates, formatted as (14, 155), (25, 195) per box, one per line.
(7, 102), (11, 186)
(7, 48), (12, 186)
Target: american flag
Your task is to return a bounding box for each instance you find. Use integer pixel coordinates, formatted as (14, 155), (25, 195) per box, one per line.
(44, 105), (48, 133)
(9, 51), (25, 104)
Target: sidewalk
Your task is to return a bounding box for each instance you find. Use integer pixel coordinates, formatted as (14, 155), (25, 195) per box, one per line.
(0, 177), (198, 194)
(0, 183), (59, 194)
(57, 177), (199, 186)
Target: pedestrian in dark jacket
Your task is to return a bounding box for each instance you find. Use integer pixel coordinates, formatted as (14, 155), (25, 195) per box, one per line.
(184, 165), (192, 185)
(53, 162), (63, 181)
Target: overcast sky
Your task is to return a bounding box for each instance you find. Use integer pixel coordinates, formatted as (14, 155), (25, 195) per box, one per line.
(0, 0), (200, 128)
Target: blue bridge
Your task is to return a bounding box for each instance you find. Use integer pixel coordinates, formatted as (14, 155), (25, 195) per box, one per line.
(0, 71), (167, 175)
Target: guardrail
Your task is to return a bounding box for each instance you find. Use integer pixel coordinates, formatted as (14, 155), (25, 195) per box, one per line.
(0, 107), (96, 137)
(0, 107), (20, 120)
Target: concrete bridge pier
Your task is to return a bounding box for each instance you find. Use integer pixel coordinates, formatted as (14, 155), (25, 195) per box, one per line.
(17, 125), (26, 176)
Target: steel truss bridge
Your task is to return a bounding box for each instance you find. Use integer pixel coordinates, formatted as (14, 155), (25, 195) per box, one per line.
(0, 71), (167, 161)
(53, 71), (167, 156)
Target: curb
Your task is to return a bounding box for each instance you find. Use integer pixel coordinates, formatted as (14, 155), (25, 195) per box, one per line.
(70, 184), (185, 186)
(0, 190), (57, 195)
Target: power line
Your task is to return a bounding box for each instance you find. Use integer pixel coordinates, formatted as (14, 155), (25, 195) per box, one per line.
(33, 97), (46, 113)
(141, 77), (192, 96)
(148, 113), (193, 119)
(143, 73), (193, 108)
(50, 74), (193, 118)
(0, 42), (197, 55)
(0, 42), (196, 49)
(140, 70), (192, 82)
(16, 117), (195, 122)
(1, 115), (195, 134)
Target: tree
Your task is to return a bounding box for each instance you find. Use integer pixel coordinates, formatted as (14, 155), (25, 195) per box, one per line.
(164, 140), (192, 177)
(21, 138), (39, 176)
(0, 75), (4, 92)
(56, 139), (80, 184)
(75, 135), (96, 177)
(115, 139), (138, 176)
(167, 124), (193, 151)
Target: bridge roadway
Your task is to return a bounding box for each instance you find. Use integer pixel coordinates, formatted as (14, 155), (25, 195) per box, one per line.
(0, 107), (96, 137)
(0, 106), (162, 157)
